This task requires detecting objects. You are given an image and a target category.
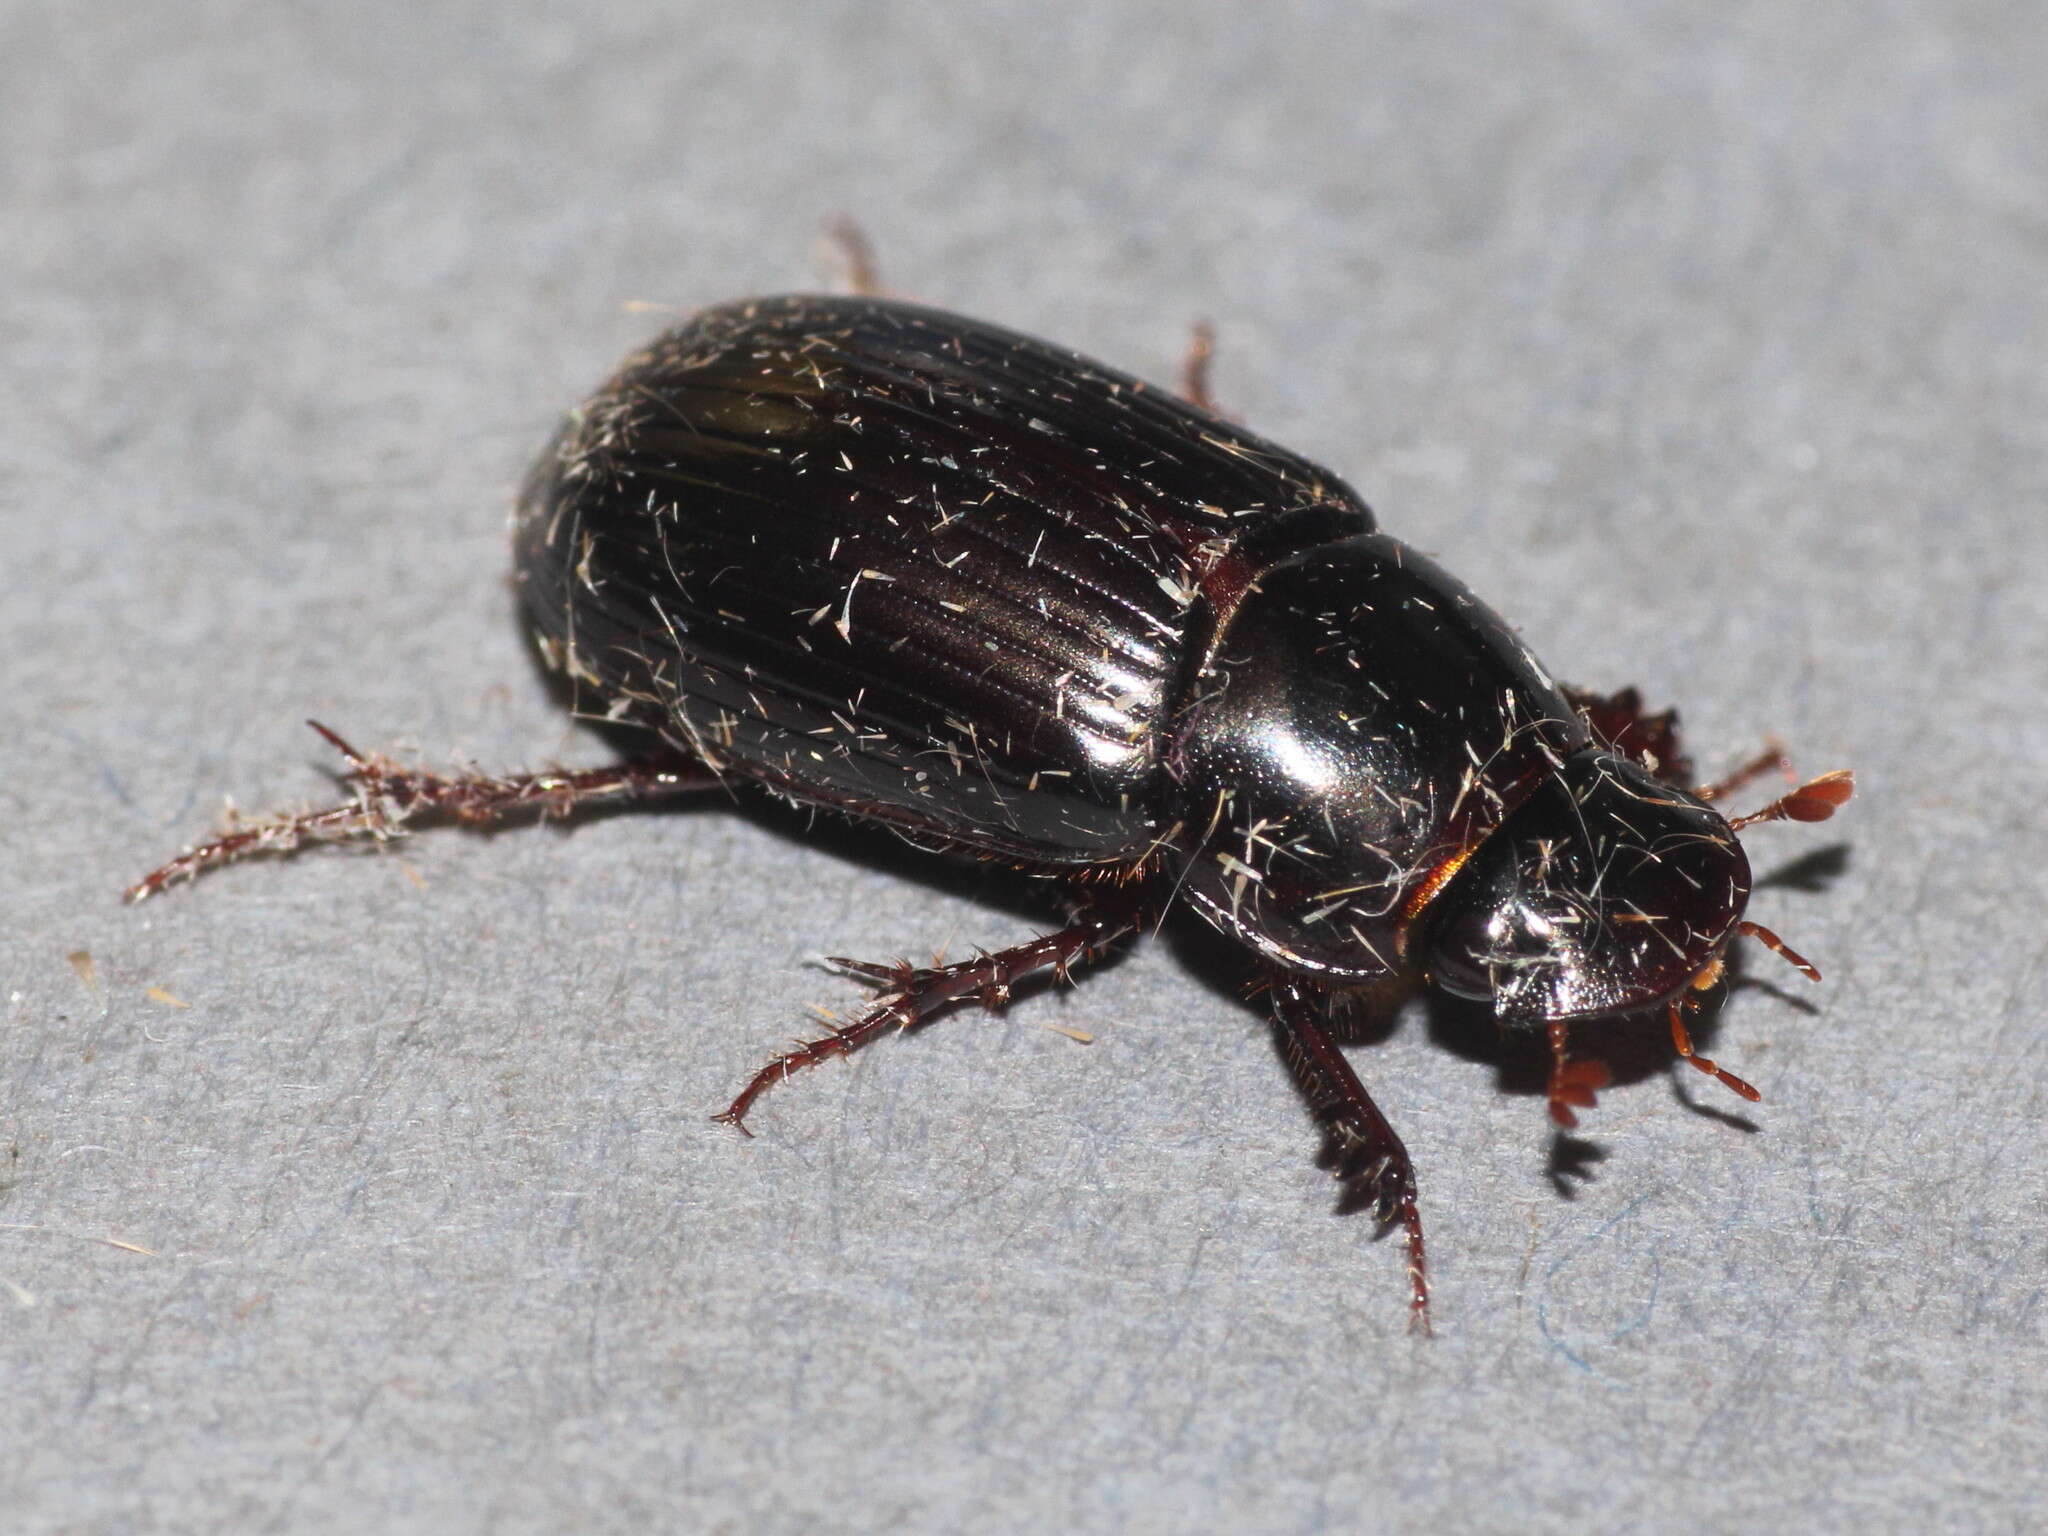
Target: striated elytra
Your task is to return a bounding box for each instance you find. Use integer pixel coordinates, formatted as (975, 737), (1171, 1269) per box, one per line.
(135, 292), (1852, 1325)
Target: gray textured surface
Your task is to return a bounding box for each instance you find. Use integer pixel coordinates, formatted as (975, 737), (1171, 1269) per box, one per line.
(5, 2), (2045, 1531)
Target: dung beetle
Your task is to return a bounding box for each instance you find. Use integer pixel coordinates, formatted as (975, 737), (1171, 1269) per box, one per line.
(132, 289), (1852, 1325)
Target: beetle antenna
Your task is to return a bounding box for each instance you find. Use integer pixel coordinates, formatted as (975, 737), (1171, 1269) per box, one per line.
(1727, 768), (1854, 831)
(1693, 745), (1790, 803)
(1667, 999), (1762, 1103)
(1737, 920), (1822, 983)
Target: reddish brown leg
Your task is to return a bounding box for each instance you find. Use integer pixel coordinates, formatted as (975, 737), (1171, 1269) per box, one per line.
(714, 901), (1145, 1133)
(1270, 980), (1430, 1331)
(127, 720), (720, 901)
(1181, 319), (1219, 413)
(1545, 1020), (1612, 1131)
(825, 217), (881, 297)
(1668, 1001), (1761, 1103)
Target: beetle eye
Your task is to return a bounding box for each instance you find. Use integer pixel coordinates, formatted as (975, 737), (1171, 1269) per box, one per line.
(1426, 905), (1497, 1002)
(1427, 902), (1552, 1003)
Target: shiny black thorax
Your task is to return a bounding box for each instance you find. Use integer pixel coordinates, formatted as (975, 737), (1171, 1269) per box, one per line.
(516, 293), (1719, 997)
(1169, 523), (1591, 980)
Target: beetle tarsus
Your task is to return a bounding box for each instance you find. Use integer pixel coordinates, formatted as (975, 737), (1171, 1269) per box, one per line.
(125, 720), (720, 901)
(714, 905), (1144, 1134)
(1270, 981), (1431, 1331)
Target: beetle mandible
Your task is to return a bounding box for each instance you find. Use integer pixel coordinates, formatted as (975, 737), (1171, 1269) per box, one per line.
(132, 286), (1852, 1325)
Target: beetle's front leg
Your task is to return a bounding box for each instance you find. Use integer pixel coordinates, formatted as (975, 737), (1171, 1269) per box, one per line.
(1269, 980), (1430, 1331)
(715, 894), (1149, 1133)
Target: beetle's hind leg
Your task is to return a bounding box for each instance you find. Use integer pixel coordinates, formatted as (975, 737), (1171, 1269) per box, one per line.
(126, 720), (721, 901)
(1269, 980), (1431, 1331)
(715, 899), (1146, 1134)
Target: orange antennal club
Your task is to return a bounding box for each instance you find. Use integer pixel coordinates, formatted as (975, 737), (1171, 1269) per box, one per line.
(1728, 769), (1854, 830)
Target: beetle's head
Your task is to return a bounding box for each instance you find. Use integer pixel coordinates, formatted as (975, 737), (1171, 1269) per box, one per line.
(1420, 750), (1750, 1026)
(1419, 749), (1851, 1126)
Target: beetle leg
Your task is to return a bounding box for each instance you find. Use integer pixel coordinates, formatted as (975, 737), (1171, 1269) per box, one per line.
(1544, 1019), (1612, 1131)
(823, 217), (881, 296)
(1269, 980), (1431, 1331)
(1180, 319), (1220, 413)
(714, 902), (1146, 1134)
(126, 719), (720, 901)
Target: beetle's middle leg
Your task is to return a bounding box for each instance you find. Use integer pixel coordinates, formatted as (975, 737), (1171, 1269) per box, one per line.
(1269, 980), (1431, 1330)
(715, 898), (1147, 1134)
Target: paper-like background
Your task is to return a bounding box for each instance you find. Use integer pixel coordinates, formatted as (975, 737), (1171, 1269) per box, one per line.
(6, 3), (2042, 1530)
